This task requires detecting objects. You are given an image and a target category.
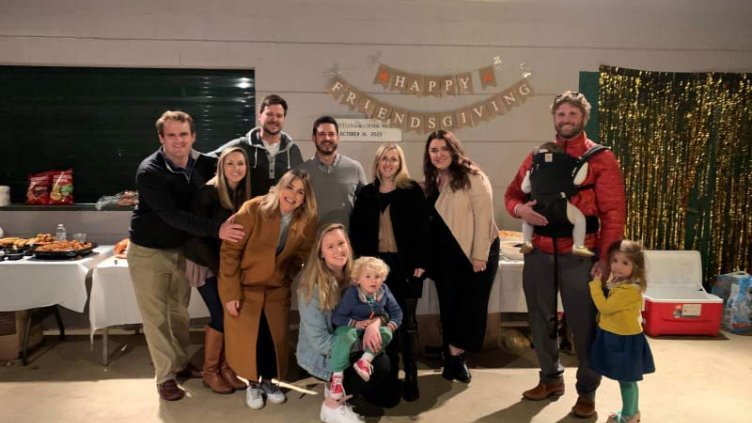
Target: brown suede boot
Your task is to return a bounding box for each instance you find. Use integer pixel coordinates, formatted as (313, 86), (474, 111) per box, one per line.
(220, 351), (247, 391)
(202, 327), (233, 394)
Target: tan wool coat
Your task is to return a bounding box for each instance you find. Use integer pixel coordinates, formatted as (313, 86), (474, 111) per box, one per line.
(219, 196), (316, 380)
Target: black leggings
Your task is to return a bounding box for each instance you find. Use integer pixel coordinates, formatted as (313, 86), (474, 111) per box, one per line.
(256, 312), (278, 380)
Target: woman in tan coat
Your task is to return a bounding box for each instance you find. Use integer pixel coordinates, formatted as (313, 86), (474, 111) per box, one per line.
(219, 168), (317, 410)
(423, 130), (500, 385)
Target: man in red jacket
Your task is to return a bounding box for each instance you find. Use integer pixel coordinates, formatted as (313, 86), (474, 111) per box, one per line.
(505, 91), (625, 419)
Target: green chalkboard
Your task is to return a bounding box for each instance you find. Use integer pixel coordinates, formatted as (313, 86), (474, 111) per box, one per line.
(0, 66), (255, 203)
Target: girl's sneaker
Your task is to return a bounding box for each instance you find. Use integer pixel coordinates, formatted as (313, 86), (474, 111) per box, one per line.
(353, 359), (373, 382)
(606, 411), (641, 423)
(329, 375), (345, 400)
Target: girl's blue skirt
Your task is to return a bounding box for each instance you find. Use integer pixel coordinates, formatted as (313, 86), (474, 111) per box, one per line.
(589, 327), (655, 381)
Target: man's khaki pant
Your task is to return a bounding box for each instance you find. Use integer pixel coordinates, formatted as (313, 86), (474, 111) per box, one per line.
(127, 242), (191, 383)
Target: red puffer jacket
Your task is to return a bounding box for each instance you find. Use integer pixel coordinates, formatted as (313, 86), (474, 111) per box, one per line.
(504, 132), (626, 265)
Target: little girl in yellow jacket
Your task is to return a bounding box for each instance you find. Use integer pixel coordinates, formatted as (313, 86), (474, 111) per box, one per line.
(589, 239), (655, 423)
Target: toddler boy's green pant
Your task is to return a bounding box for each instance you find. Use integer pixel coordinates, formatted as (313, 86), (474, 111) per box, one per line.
(330, 325), (393, 372)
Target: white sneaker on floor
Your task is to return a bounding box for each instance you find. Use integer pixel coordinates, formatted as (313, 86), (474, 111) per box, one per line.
(245, 386), (264, 410)
(320, 402), (365, 423)
(260, 379), (286, 404)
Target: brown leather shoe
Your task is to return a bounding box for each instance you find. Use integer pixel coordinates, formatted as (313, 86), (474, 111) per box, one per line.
(522, 381), (565, 400)
(157, 379), (185, 401)
(571, 395), (596, 418)
(177, 362), (203, 379)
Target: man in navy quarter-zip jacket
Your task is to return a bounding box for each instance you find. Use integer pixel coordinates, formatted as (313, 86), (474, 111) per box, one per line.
(128, 110), (244, 402)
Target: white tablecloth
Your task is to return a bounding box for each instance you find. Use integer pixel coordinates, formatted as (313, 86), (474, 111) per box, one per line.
(89, 256), (209, 333)
(88, 256), (526, 335)
(0, 246), (113, 313)
(416, 259), (526, 315)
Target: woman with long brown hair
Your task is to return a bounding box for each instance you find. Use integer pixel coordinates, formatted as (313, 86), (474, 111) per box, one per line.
(423, 129), (500, 384)
(185, 146), (251, 394)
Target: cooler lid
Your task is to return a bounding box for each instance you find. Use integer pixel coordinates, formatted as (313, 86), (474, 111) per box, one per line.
(644, 250), (703, 290)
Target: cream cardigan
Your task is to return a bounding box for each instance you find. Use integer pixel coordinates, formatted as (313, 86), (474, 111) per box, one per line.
(434, 171), (499, 263)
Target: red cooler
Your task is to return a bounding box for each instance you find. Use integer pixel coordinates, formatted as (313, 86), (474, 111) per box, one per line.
(641, 250), (722, 337)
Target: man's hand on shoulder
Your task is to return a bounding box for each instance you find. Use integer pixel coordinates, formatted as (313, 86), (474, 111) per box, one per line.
(219, 214), (244, 242)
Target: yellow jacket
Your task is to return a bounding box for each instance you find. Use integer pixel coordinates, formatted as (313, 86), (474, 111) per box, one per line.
(589, 278), (643, 335)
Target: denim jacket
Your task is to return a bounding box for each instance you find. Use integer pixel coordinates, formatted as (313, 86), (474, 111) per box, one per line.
(296, 286), (336, 381)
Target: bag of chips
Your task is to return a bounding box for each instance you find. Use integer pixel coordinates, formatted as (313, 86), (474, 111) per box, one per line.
(26, 171), (52, 204)
(49, 169), (75, 204)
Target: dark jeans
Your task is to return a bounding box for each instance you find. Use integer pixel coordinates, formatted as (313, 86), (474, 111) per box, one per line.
(256, 312), (278, 380)
(197, 276), (224, 332)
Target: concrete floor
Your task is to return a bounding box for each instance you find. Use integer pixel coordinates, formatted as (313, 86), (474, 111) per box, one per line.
(0, 329), (750, 423)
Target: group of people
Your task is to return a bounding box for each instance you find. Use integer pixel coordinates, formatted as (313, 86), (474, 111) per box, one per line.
(127, 91), (653, 423)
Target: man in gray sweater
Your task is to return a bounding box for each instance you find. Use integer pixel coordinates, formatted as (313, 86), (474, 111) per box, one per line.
(298, 116), (366, 230)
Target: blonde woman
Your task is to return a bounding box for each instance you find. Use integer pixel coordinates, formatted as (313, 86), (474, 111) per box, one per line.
(349, 143), (430, 401)
(219, 168), (317, 410)
(297, 224), (394, 423)
(185, 146), (252, 394)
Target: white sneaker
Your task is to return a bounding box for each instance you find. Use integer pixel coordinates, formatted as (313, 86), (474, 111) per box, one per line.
(260, 379), (286, 404)
(245, 386), (264, 410)
(320, 402), (365, 423)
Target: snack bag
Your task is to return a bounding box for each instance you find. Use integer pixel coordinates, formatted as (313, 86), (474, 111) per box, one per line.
(49, 169), (74, 204)
(26, 171), (52, 204)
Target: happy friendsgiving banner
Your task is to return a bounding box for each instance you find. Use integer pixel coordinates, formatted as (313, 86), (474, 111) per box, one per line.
(328, 75), (534, 134)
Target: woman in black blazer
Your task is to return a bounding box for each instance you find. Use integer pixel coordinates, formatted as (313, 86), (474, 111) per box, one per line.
(349, 142), (430, 402)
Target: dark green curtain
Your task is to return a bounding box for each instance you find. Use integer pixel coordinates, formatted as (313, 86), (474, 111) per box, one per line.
(592, 66), (752, 288)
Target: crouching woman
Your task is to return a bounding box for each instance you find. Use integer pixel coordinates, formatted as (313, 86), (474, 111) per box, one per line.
(297, 223), (394, 423)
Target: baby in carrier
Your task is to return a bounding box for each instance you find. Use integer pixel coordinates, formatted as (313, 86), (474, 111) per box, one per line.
(519, 142), (595, 257)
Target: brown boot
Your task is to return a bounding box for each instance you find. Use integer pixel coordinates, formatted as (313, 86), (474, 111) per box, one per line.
(202, 327), (233, 394)
(220, 350), (247, 391)
(571, 395), (596, 418)
(522, 381), (565, 400)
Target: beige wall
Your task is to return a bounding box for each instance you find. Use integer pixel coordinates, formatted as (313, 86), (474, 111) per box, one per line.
(2, 0), (752, 232)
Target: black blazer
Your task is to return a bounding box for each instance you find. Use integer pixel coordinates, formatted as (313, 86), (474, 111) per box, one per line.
(349, 180), (430, 273)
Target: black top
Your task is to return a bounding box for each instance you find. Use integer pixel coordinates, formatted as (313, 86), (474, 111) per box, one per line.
(129, 149), (219, 249)
(349, 180), (430, 273)
(183, 185), (236, 274)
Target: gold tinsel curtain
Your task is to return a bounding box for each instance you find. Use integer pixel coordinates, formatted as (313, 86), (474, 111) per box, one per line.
(599, 65), (752, 287)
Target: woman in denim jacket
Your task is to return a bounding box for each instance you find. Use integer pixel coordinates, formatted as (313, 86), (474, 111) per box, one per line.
(297, 223), (395, 423)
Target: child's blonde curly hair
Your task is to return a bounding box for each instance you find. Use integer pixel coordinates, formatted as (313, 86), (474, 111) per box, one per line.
(350, 256), (390, 284)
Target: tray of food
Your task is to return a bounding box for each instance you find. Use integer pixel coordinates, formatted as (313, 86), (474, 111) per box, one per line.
(31, 240), (97, 260)
(0, 233), (55, 255)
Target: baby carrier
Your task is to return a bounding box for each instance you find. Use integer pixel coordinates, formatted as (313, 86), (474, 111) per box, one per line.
(528, 145), (609, 238)
(527, 144), (610, 339)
